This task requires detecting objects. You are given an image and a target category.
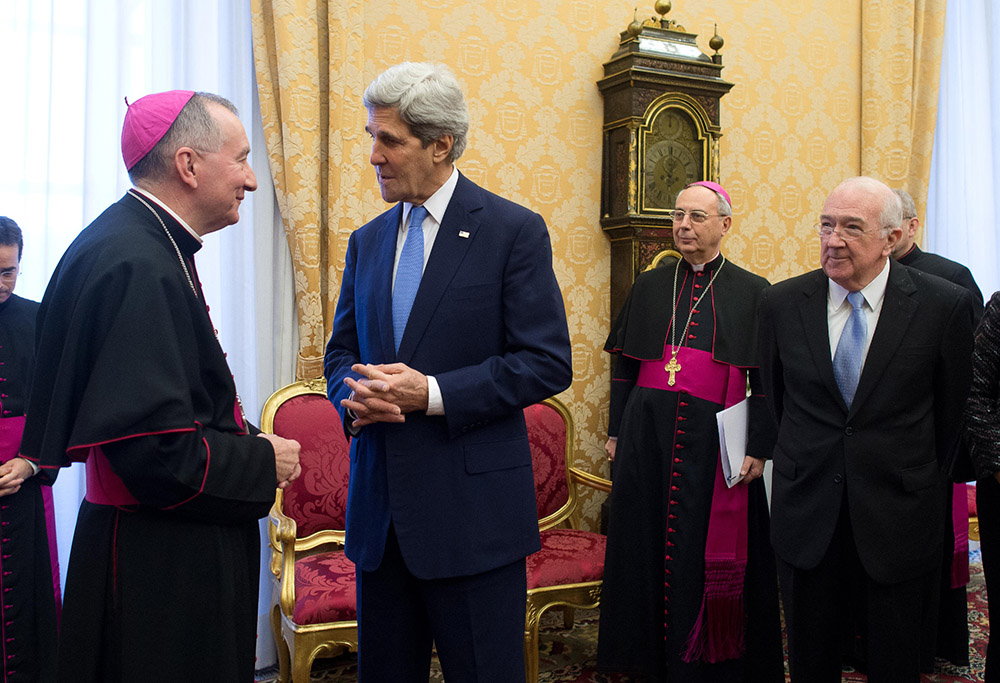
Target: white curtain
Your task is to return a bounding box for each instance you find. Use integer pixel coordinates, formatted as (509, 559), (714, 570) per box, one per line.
(2, 0), (297, 669)
(926, 0), (1000, 299)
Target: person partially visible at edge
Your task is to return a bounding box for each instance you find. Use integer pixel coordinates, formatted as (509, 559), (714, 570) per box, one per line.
(597, 181), (784, 682)
(323, 62), (572, 682)
(853, 187), (983, 673)
(0, 216), (59, 683)
(965, 292), (1000, 683)
(760, 177), (975, 683)
(19, 90), (301, 683)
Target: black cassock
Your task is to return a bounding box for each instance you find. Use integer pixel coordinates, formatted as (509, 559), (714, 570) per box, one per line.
(596, 254), (783, 682)
(0, 293), (59, 683)
(21, 193), (277, 683)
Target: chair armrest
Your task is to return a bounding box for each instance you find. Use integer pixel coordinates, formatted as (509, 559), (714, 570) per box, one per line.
(568, 466), (611, 494)
(267, 491), (302, 618)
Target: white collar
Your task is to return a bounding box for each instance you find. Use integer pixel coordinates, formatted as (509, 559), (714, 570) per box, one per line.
(403, 166), (459, 227)
(828, 258), (891, 310)
(130, 187), (203, 244)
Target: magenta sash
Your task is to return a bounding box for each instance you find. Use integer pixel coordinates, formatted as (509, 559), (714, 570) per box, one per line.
(951, 482), (970, 589)
(0, 416), (26, 464)
(84, 446), (140, 507)
(638, 347), (749, 663)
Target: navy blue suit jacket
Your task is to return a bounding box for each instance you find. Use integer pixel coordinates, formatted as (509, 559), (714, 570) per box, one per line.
(324, 173), (573, 580)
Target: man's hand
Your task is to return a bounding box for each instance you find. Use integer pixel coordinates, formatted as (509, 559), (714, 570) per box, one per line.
(258, 433), (301, 489)
(0, 458), (34, 497)
(605, 437), (618, 462)
(341, 362), (429, 428)
(739, 455), (766, 485)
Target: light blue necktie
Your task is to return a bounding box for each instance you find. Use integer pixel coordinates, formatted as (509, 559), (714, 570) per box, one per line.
(392, 205), (427, 352)
(833, 291), (867, 407)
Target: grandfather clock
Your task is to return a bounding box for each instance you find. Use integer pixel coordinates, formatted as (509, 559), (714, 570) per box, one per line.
(598, 1), (734, 321)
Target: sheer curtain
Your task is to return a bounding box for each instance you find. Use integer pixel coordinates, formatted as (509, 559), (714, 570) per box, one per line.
(2, 0), (296, 669)
(926, 0), (1000, 298)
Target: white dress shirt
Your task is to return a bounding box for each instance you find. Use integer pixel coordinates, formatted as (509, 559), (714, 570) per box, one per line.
(827, 258), (891, 371)
(390, 166), (461, 416)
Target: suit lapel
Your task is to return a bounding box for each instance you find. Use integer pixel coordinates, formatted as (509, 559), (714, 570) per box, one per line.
(396, 175), (482, 361)
(850, 260), (917, 414)
(375, 205), (403, 362)
(798, 271), (846, 410)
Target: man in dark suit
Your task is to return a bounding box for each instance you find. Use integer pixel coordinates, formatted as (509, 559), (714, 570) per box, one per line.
(759, 177), (975, 683)
(323, 62), (572, 682)
(892, 188), (984, 320)
(891, 187), (983, 671)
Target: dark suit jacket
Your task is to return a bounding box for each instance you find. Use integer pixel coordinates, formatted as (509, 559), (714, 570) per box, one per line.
(324, 173), (572, 580)
(898, 245), (984, 323)
(759, 260), (975, 584)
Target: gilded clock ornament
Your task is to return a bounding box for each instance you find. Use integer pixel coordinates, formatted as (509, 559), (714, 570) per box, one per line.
(598, 3), (734, 322)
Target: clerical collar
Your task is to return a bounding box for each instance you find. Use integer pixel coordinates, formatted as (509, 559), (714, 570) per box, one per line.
(684, 252), (723, 273)
(403, 165), (459, 228)
(828, 258), (890, 311)
(130, 187), (203, 245)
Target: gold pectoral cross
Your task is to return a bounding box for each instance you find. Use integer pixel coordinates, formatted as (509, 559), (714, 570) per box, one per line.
(665, 354), (682, 386)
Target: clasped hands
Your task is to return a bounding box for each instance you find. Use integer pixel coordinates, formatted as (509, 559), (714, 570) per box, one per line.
(258, 433), (302, 490)
(0, 457), (35, 498)
(341, 362), (429, 429)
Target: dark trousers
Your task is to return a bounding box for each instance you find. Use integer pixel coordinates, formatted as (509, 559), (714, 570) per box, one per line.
(979, 476), (1000, 682)
(778, 501), (929, 683)
(356, 525), (527, 683)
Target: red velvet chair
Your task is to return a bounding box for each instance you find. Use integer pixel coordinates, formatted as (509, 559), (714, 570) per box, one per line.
(262, 379), (356, 683)
(523, 397), (612, 683)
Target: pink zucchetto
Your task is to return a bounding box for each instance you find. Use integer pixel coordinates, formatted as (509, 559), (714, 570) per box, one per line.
(121, 90), (195, 170)
(685, 180), (732, 211)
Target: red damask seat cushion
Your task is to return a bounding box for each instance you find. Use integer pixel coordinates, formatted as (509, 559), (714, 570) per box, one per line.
(292, 551), (357, 625)
(526, 528), (607, 589)
(525, 403), (570, 520)
(273, 394), (351, 537)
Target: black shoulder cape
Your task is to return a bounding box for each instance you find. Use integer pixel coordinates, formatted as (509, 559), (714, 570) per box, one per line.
(605, 253), (770, 368)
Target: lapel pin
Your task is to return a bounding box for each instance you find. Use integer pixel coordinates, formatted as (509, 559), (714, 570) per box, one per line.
(458, 230), (470, 238)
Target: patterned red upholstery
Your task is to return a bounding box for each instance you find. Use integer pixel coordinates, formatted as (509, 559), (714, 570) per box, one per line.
(272, 394), (350, 537)
(292, 551), (357, 624)
(526, 529), (607, 589)
(525, 402), (570, 520)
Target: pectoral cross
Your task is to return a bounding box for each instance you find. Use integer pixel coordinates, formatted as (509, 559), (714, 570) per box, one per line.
(665, 355), (682, 386)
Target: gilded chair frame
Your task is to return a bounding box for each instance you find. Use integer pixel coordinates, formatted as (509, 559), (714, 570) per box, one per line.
(524, 396), (612, 683)
(263, 378), (357, 683)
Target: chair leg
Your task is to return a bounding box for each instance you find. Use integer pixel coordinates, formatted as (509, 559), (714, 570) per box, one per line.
(524, 603), (541, 683)
(270, 607), (291, 683)
(290, 644), (315, 683)
(562, 606), (575, 630)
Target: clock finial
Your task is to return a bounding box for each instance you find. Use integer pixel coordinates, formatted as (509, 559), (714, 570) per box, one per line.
(709, 24), (725, 64)
(654, 0), (672, 23)
(627, 8), (643, 37)
(709, 24), (725, 52)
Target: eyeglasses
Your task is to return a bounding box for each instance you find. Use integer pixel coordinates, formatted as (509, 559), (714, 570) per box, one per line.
(669, 209), (723, 224)
(0, 270), (16, 282)
(815, 221), (877, 241)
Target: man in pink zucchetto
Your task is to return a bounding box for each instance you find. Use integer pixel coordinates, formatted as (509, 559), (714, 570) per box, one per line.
(598, 181), (784, 682)
(20, 90), (300, 683)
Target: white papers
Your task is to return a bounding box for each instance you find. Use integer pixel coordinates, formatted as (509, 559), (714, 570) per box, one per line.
(716, 399), (749, 488)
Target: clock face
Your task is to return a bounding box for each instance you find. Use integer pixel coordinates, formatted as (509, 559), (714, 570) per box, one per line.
(641, 110), (704, 211)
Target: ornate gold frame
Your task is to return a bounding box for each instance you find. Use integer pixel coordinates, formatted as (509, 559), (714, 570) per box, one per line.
(263, 379), (357, 683)
(524, 396), (612, 683)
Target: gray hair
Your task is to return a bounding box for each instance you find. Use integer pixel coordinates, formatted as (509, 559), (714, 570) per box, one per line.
(364, 62), (469, 162)
(128, 92), (239, 184)
(837, 177), (902, 237)
(0, 217), (23, 260)
(713, 190), (732, 217)
(893, 188), (918, 220)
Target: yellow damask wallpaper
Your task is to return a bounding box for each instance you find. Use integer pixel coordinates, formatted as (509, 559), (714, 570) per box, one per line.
(253, 0), (942, 530)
